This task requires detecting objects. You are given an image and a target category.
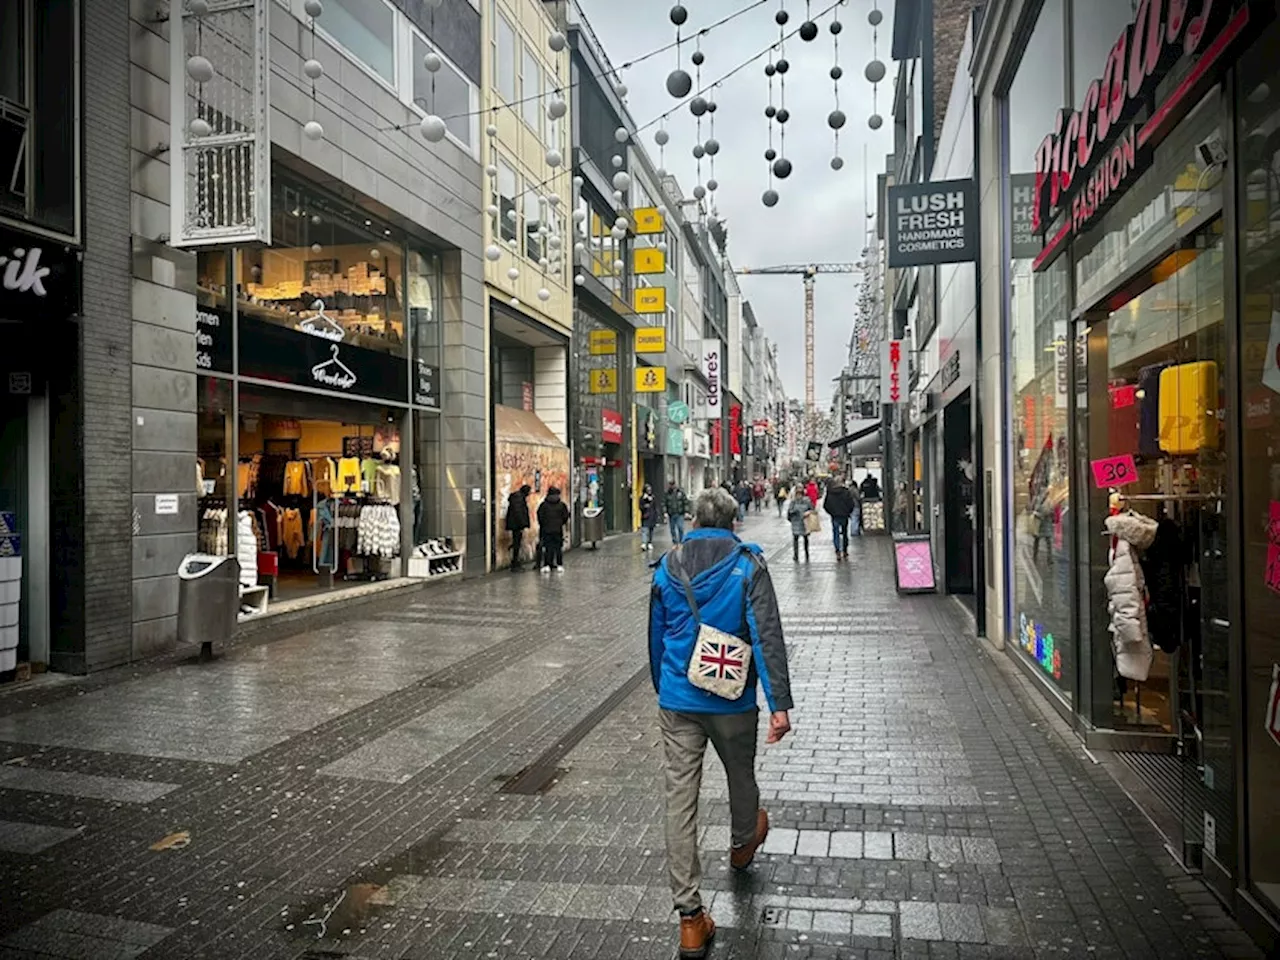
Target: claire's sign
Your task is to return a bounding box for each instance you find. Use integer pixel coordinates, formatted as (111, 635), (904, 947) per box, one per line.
(1032, 0), (1259, 270)
(886, 179), (978, 268)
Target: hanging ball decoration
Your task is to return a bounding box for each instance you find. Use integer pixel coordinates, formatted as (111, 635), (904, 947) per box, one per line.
(573, 175), (584, 187)
(706, 100), (717, 113)
(704, 138), (720, 156)
(765, 105), (777, 118)
(575, 274), (585, 286)
(510, 297), (520, 306)
(670, 4), (688, 26)
(190, 0), (210, 14)
(486, 204), (499, 217)
(370, 248), (381, 259)
(186, 55), (215, 83)
(611, 154), (624, 169)
(614, 216), (629, 229)
(548, 97), (567, 119)
(189, 117), (211, 138)
(762, 189), (780, 207)
(303, 0), (322, 16)
(800, 20), (819, 41)
(614, 126), (630, 143)
(423, 52), (443, 73)
(776, 58), (790, 74)
(707, 178), (719, 192)
(507, 267), (520, 281)
(574, 241), (586, 254)
(657, 241), (669, 254)
(311, 214), (322, 225)
(548, 31), (567, 52)
(831, 18), (844, 34)
(486, 123), (498, 137)
(613, 190), (624, 201)
(666, 69), (693, 98)
(613, 259), (624, 272)
(868, 9), (883, 26)
(693, 185), (706, 200)
(658, 205), (669, 218)
(868, 113), (884, 129)
(303, 58), (324, 80)
(549, 235), (563, 249)
(537, 288), (551, 302)
(691, 50), (705, 66)
(613, 172), (631, 191)
(303, 120), (325, 141)
(545, 148), (563, 167)
(775, 9), (789, 25)
(765, 147), (777, 161)
(506, 209), (518, 221)
(764, 62), (776, 77)
(772, 157), (793, 179)
(611, 227), (626, 241)
(655, 129), (670, 146)
(865, 60), (887, 83)
(828, 109), (847, 130)
(508, 238), (518, 248)
(692, 144), (705, 160)
(486, 164), (498, 178)
(831, 156), (845, 171)
(657, 167), (667, 178)
(573, 209), (586, 223)
(419, 115), (448, 142)
(548, 194), (561, 207)
(830, 65), (844, 81)
(615, 82), (628, 98)
(539, 257), (549, 268)
(777, 108), (790, 124)
(311, 242), (323, 253)
(485, 244), (503, 262)
(689, 96), (708, 117)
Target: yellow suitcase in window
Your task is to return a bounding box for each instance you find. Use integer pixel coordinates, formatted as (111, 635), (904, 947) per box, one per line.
(1158, 361), (1218, 454)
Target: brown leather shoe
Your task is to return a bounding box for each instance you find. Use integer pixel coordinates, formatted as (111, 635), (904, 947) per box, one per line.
(730, 808), (769, 870)
(678, 910), (716, 959)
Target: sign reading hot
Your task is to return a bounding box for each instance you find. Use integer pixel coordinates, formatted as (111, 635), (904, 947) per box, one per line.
(886, 179), (978, 268)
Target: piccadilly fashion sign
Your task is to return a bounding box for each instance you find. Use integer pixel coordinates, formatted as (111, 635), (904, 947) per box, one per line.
(1031, 0), (1260, 270)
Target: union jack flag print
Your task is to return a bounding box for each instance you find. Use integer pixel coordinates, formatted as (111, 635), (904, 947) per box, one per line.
(697, 641), (747, 682)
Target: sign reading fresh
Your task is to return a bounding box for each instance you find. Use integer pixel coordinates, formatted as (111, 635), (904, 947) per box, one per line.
(886, 179), (978, 267)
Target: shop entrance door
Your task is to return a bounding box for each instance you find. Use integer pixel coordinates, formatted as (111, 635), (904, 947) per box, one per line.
(943, 391), (975, 595)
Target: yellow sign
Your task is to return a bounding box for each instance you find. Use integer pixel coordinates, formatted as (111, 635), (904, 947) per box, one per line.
(588, 330), (617, 355)
(635, 366), (667, 393)
(634, 247), (666, 274)
(633, 286), (666, 314)
(589, 368), (618, 393)
(635, 327), (666, 354)
(632, 207), (665, 234)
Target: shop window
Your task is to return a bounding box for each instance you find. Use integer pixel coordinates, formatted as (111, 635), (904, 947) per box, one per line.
(409, 248), (440, 372)
(411, 34), (474, 148)
(521, 42), (543, 137)
(318, 0), (396, 86)
(524, 193), (543, 263)
(495, 14), (516, 103)
(498, 160), (518, 243)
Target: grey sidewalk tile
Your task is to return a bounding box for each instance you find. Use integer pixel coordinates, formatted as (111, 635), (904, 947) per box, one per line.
(851, 913), (894, 938)
(960, 836), (1001, 864)
(811, 911), (852, 934)
(795, 829), (830, 857)
(898, 901), (944, 940)
(927, 834), (965, 864)
(529, 881), (582, 918)
(761, 827), (798, 855)
(783, 908), (813, 931)
(863, 831), (895, 859)
(827, 831), (863, 859)
(893, 831), (930, 861)
(0, 767), (178, 804)
(979, 906), (1029, 946)
(0, 819), (82, 854)
(937, 902), (985, 943)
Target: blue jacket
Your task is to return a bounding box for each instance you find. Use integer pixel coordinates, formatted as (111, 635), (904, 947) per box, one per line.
(648, 528), (794, 715)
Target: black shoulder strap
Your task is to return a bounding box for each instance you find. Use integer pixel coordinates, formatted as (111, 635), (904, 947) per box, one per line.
(668, 546), (702, 624)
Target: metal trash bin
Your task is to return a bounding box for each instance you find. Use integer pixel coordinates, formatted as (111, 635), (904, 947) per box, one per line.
(177, 554), (240, 655)
(580, 506), (605, 548)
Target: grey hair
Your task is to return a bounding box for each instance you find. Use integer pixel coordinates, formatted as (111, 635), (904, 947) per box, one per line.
(693, 488), (738, 530)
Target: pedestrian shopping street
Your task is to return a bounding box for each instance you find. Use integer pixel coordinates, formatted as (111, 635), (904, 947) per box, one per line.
(0, 516), (1260, 960)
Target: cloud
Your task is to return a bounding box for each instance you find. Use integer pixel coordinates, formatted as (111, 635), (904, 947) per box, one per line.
(575, 0), (894, 404)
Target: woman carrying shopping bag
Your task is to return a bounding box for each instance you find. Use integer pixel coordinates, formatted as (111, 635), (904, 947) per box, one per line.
(787, 488), (813, 562)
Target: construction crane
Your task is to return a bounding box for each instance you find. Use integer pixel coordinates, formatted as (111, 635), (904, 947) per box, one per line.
(733, 263), (861, 414)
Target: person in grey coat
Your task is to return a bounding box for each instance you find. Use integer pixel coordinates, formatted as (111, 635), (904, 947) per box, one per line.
(786, 487), (811, 563)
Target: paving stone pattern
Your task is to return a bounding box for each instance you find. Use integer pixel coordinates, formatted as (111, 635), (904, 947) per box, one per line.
(0, 517), (1260, 959)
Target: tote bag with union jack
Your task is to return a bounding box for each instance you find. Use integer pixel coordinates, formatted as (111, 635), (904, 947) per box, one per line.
(669, 548), (753, 701)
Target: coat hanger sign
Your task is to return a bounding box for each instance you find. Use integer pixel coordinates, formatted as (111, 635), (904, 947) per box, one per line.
(297, 299), (345, 342)
(312, 344), (357, 390)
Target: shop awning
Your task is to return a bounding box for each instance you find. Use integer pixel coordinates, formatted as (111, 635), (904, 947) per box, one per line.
(827, 421), (882, 458)
(495, 404), (565, 448)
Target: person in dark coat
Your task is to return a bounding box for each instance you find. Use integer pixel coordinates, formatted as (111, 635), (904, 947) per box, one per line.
(639, 483), (659, 552)
(536, 486), (570, 572)
(505, 484), (532, 570)
(823, 477), (857, 560)
(787, 487), (812, 562)
(733, 481), (753, 522)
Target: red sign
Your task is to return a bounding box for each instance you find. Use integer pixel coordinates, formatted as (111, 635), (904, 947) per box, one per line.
(881, 339), (904, 404)
(601, 409), (623, 444)
(521, 381), (534, 412)
(729, 404), (743, 457)
(1109, 384), (1137, 409)
(710, 419), (721, 457)
(1091, 453), (1139, 488)
(1032, 0), (1254, 267)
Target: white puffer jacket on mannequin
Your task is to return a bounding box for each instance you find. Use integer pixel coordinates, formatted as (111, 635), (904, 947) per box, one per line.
(237, 511), (258, 589)
(1103, 511), (1158, 681)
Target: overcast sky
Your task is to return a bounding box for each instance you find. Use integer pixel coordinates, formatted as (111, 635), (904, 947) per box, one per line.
(576, 0), (895, 405)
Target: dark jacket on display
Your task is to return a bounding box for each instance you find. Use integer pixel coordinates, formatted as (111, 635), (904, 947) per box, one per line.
(505, 491), (530, 531)
(648, 527), (793, 715)
(1140, 516), (1188, 654)
(640, 492), (659, 528)
(823, 484), (857, 519)
(536, 491), (570, 537)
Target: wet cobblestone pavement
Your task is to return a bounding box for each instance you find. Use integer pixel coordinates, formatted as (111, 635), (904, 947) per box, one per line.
(0, 516), (1262, 959)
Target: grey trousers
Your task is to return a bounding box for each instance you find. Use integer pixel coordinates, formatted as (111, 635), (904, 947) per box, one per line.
(659, 708), (760, 914)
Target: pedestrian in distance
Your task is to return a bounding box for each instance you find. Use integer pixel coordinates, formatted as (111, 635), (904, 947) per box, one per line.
(536, 486), (570, 573)
(752, 478), (766, 514)
(665, 479), (689, 544)
(774, 480), (789, 517)
(734, 480), (752, 522)
(504, 484), (531, 571)
(648, 487), (793, 959)
(639, 482), (659, 552)
(804, 477), (820, 509)
(823, 474), (857, 561)
(787, 487), (812, 562)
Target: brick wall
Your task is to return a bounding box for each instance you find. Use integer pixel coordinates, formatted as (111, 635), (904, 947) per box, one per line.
(933, 1), (980, 147)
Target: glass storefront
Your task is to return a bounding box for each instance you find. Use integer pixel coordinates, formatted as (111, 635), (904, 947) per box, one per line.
(572, 306), (631, 533)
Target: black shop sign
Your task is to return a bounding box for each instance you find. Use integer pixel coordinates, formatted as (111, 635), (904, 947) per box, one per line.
(0, 224), (80, 321)
(887, 179), (978, 268)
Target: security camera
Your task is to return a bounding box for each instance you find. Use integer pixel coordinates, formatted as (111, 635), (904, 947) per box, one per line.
(1196, 131), (1227, 168)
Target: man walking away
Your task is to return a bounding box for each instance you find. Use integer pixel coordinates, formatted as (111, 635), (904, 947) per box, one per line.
(734, 481), (752, 523)
(752, 479), (765, 514)
(536, 486), (569, 573)
(774, 481), (788, 517)
(823, 476), (857, 560)
(664, 480), (689, 544)
(649, 488), (793, 959)
(787, 487), (811, 562)
(504, 484), (531, 571)
(639, 483), (659, 551)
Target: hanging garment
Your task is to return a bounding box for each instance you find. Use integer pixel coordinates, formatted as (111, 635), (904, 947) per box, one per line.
(1141, 516), (1188, 654)
(375, 464), (402, 504)
(312, 458), (336, 498)
(237, 511), (259, 588)
(314, 499), (336, 568)
(336, 458), (362, 493)
(361, 458), (381, 491)
(1158, 361), (1219, 454)
(356, 503), (401, 558)
(281, 508), (307, 560)
(1103, 511), (1158, 681)
(1108, 382), (1140, 458)
(283, 460), (310, 496)
(337, 501), (362, 552)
